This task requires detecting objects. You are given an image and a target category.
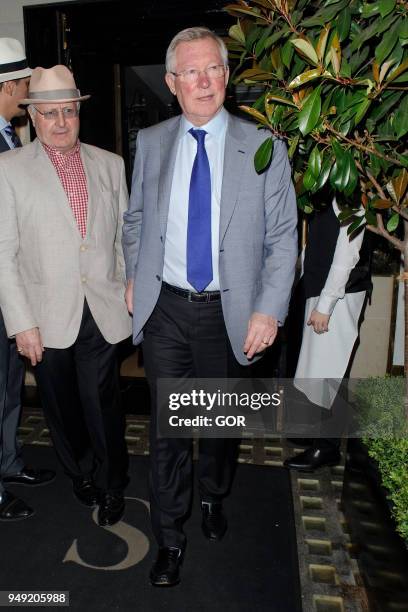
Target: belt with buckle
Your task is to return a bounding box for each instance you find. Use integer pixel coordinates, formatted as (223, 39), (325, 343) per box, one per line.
(162, 281), (221, 303)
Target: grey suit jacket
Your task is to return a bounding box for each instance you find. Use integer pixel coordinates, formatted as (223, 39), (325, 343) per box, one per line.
(122, 111), (298, 365)
(0, 138), (132, 347)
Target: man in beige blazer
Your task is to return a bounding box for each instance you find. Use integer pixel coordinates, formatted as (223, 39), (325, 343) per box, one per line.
(0, 66), (132, 526)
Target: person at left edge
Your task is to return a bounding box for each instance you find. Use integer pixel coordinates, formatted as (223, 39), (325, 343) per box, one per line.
(0, 65), (132, 526)
(0, 38), (55, 522)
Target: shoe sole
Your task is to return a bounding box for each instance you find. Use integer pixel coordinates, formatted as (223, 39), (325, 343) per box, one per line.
(0, 512), (35, 521)
(3, 476), (56, 487)
(285, 460), (341, 472)
(150, 578), (180, 587)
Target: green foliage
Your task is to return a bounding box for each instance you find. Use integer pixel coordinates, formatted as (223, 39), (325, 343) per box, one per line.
(355, 376), (408, 543)
(225, 0), (408, 232)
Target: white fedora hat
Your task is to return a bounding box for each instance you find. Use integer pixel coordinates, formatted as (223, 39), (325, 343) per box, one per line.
(20, 65), (90, 104)
(0, 38), (32, 83)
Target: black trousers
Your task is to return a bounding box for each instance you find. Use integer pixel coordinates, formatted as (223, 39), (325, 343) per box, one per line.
(34, 300), (128, 493)
(143, 286), (246, 549)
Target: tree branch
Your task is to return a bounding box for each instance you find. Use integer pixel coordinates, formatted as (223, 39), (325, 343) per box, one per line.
(367, 213), (404, 251)
(325, 124), (404, 167)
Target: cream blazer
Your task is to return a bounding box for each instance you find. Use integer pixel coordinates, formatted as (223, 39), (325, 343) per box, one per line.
(0, 138), (131, 348)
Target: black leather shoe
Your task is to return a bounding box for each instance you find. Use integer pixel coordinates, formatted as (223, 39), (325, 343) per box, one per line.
(3, 467), (55, 486)
(284, 446), (341, 472)
(72, 477), (100, 507)
(97, 492), (124, 526)
(0, 491), (34, 521)
(150, 547), (183, 587)
(201, 501), (227, 541)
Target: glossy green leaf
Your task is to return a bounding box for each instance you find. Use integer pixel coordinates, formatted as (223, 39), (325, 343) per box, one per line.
(317, 24), (331, 60)
(239, 105), (270, 126)
(387, 212), (400, 232)
(254, 137), (274, 173)
(312, 156), (333, 192)
(379, 0), (395, 18)
(376, 21), (400, 64)
(347, 216), (364, 235)
(287, 68), (323, 88)
(338, 207), (358, 221)
(287, 134), (300, 159)
(303, 167), (316, 190)
(282, 39), (295, 68)
(361, 2), (381, 18)
(354, 99), (371, 125)
(386, 59), (408, 85)
(309, 145), (322, 178)
(337, 7), (351, 41)
(291, 38), (319, 65)
(265, 93), (298, 108)
(298, 86), (322, 135)
(229, 23), (246, 45)
(394, 96), (408, 138)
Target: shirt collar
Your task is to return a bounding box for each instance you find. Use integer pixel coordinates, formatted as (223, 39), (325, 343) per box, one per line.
(179, 106), (228, 140)
(0, 116), (10, 131)
(42, 140), (81, 167)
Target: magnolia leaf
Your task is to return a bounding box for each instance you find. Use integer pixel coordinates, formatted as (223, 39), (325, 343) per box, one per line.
(330, 31), (341, 75)
(303, 167), (316, 190)
(386, 59), (408, 85)
(337, 7), (351, 42)
(386, 211), (400, 232)
(372, 198), (394, 209)
(354, 98), (371, 125)
(298, 86), (322, 135)
(386, 180), (398, 202)
(344, 153), (359, 196)
(379, 57), (397, 83)
(291, 38), (319, 65)
(281, 39), (294, 68)
(229, 23), (246, 45)
(392, 169), (408, 201)
(312, 156), (333, 192)
(338, 207), (358, 221)
(265, 93), (298, 108)
(347, 216), (364, 236)
(316, 24), (331, 60)
(254, 137), (274, 173)
(309, 145), (322, 179)
(287, 67), (323, 89)
(379, 0), (396, 18)
(375, 21), (399, 64)
(235, 67), (275, 82)
(394, 96), (408, 138)
(239, 105), (270, 127)
(372, 61), (380, 83)
(287, 134), (300, 159)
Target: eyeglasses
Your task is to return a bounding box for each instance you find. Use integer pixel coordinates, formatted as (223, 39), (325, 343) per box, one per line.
(34, 106), (79, 120)
(170, 64), (227, 84)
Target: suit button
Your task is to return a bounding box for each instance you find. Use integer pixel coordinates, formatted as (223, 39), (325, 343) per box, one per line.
(80, 245), (87, 252)
(156, 275), (161, 281)
(81, 277), (87, 283)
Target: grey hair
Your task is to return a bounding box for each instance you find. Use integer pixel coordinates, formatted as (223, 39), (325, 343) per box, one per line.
(165, 27), (228, 73)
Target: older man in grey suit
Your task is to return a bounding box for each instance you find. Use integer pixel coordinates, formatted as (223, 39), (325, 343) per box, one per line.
(122, 26), (297, 586)
(0, 65), (132, 527)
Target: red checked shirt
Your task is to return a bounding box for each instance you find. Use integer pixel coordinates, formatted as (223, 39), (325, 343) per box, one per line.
(43, 141), (88, 238)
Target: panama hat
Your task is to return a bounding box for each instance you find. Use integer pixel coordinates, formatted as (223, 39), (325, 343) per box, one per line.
(0, 38), (32, 83)
(20, 65), (90, 104)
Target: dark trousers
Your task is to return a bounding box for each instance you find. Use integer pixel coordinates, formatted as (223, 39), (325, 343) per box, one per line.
(143, 286), (245, 549)
(0, 310), (25, 494)
(34, 300), (128, 493)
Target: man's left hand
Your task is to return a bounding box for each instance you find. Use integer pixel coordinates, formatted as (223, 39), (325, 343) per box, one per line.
(243, 312), (278, 360)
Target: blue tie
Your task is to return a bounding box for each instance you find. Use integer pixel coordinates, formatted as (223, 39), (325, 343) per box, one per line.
(4, 125), (22, 148)
(187, 129), (213, 292)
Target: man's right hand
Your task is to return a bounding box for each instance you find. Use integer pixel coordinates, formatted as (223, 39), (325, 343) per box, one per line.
(16, 327), (44, 366)
(125, 279), (134, 314)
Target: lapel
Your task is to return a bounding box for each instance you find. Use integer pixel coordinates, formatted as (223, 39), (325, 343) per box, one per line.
(219, 113), (248, 245)
(80, 143), (100, 238)
(31, 139), (82, 241)
(157, 117), (181, 238)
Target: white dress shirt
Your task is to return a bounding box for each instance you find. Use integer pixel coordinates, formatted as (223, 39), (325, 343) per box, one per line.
(163, 107), (228, 291)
